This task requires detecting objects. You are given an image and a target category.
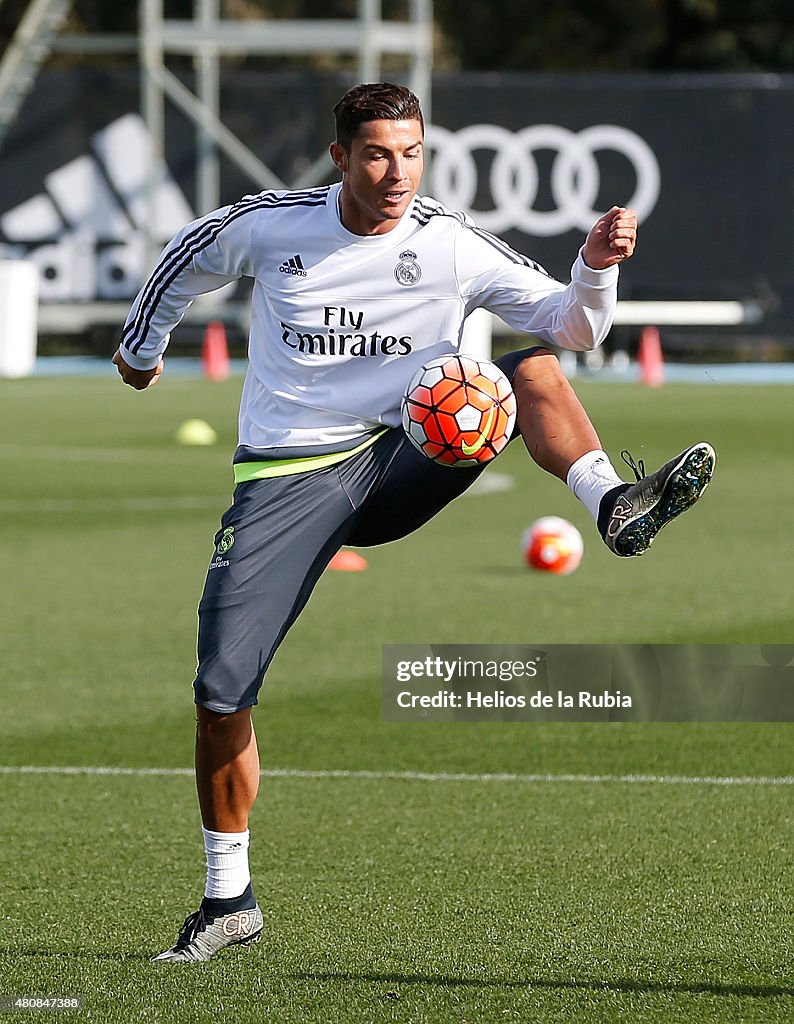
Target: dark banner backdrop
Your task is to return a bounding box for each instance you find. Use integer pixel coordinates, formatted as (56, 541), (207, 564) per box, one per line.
(1, 70), (791, 342)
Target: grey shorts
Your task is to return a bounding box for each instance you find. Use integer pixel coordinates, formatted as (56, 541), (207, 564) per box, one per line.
(193, 346), (543, 712)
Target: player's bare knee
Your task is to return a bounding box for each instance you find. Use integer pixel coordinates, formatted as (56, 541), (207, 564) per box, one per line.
(513, 348), (566, 397)
(196, 705), (252, 740)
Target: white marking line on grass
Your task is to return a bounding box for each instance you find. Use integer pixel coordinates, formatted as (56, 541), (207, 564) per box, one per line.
(0, 444), (224, 464)
(466, 471), (514, 497)
(1, 482), (505, 512)
(0, 766), (791, 786)
(0, 495), (229, 513)
(0, 447), (511, 490)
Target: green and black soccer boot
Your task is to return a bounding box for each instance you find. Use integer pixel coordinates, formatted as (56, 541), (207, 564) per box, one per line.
(598, 442), (716, 557)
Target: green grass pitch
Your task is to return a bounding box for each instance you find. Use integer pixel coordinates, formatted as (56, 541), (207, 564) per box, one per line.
(0, 372), (791, 1023)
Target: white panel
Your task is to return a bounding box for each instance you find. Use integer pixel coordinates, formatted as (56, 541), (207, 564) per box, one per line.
(93, 113), (194, 236)
(0, 261), (38, 377)
(45, 154), (131, 241)
(1, 193), (63, 240)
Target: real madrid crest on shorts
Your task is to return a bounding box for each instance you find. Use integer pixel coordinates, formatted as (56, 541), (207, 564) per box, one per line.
(216, 526), (235, 554)
(209, 526), (235, 571)
(394, 250), (421, 287)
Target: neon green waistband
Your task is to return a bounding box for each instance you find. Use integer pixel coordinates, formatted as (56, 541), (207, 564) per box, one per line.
(233, 429), (388, 483)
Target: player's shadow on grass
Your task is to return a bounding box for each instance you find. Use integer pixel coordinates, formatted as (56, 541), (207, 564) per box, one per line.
(290, 971), (793, 1000)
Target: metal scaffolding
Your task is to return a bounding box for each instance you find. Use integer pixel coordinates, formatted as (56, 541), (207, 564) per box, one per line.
(0, 0), (72, 147)
(2, 0), (434, 304)
(140, 0), (433, 254)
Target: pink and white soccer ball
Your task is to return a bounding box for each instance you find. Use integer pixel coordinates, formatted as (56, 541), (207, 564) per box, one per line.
(522, 516), (584, 575)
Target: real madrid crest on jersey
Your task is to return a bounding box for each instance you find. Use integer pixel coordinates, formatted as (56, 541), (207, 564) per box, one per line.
(394, 250), (421, 287)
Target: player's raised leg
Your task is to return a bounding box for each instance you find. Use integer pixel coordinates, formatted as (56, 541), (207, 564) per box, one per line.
(509, 348), (715, 556)
(510, 347), (603, 480)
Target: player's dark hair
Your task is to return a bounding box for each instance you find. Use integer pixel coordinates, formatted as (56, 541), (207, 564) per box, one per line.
(333, 82), (424, 152)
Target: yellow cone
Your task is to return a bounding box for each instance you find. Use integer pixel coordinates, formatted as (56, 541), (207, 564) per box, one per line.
(176, 418), (218, 446)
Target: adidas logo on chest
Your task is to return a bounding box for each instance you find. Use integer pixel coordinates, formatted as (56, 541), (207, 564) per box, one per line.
(279, 254), (307, 277)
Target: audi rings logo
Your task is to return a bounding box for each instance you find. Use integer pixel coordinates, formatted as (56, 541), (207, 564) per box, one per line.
(426, 123), (660, 236)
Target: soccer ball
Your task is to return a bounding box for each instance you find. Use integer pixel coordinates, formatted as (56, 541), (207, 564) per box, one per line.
(522, 516), (584, 575)
(401, 354), (517, 467)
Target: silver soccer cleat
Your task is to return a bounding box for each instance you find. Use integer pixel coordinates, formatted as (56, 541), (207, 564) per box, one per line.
(152, 903), (263, 963)
(601, 442), (716, 557)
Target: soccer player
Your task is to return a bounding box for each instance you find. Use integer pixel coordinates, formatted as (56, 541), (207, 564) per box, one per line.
(113, 83), (715, 962)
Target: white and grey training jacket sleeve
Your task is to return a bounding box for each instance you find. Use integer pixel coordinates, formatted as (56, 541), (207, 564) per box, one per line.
(454, 225), (619, 352)
(119, 204), (254, 370)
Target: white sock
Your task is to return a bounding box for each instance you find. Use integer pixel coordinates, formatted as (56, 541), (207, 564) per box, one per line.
(566, 449), (624, 522)
(202, 827), (251, 900)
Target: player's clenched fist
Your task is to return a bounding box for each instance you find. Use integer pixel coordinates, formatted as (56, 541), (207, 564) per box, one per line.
(582, 206), (637, 270)
(112, 349), (163, 390)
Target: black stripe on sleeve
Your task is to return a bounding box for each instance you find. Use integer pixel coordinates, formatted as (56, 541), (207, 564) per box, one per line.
(124, 187), (330, 354)
(410, 198), (552, 276)
(469, 226), (553, 277)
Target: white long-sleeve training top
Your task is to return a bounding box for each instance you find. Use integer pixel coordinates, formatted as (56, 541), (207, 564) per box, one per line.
(121, 182), (618, 460)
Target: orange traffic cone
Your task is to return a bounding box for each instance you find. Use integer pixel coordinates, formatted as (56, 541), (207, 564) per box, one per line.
(638, 325), (664, 387)
(327, 549), (368, 572)
(202, 320), (230, 381)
